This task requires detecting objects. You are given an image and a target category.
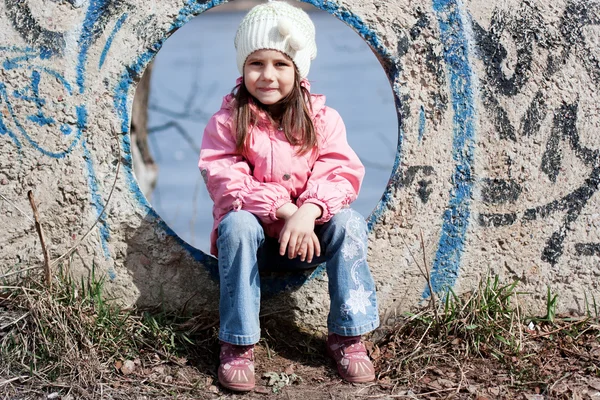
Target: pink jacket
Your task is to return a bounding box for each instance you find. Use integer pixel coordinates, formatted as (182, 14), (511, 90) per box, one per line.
(198, 81), (365, 256)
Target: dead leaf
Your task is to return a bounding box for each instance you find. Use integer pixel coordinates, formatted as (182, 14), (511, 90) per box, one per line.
(427, 379), (443, 390)
(152, 365), (166, 375)
(438, 378), (455, 388)
(253, 386), (270, 395)
(488, 387), (500, 396)
(589, 380), (600, 391)
(208, 385), (219, 393)
(284, 364), (295, 375)
(370, 345), (381, 360)
(523, 395), (544, 400)
(114, 360), (123, 371)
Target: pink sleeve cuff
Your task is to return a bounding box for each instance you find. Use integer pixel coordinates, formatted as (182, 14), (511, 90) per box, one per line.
(300, 198), (331, 224)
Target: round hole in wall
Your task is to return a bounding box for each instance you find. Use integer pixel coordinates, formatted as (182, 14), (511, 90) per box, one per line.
(138, 1), (398, 255)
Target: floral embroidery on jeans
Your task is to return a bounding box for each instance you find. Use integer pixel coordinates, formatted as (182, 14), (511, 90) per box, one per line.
(340, 210), (373, 316)
(341, 241), (360, 260)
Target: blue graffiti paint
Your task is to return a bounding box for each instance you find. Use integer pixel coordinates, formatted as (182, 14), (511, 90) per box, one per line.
(173, 0), (227, 29)
(0, 102), (22, 149)
(14, 71), (56, 126)
(302, 0), (397, 79)
(99, 13), (128, 69)
(423, 0), (477, 298)
(60, 125), (73, 135)
(0, 46), (38, 52)
(3, 55), (37, 70)
(418, 105), (426, 143)
(77, 0), (109, 93)
(81, 131), (112, 259)
(293, 0), (404, 232)
(112, 0), (398, 289)
(0, 81), (81, 158)
(2, 52), (74, 95)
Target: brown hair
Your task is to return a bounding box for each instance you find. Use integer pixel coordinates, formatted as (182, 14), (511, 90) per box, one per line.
(232, 68), (316, 156)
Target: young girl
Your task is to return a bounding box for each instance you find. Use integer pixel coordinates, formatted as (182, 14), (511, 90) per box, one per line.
(198, 0), (379, 391)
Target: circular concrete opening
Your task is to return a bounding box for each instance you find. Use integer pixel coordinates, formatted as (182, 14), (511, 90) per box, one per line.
(139, 1), (398, 255)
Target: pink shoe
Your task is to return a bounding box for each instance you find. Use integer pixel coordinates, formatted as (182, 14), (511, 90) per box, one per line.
(218, 342), (255, 392)
(327, 333), (375, 383)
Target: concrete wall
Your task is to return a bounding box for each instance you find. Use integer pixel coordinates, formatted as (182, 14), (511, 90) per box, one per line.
(1, 0), (598, 332)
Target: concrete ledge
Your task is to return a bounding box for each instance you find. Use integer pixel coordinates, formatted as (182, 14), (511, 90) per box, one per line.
(0, 0), (598, 333)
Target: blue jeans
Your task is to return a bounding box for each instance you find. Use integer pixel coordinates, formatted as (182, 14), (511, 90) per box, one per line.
(216, 208), (380, 345)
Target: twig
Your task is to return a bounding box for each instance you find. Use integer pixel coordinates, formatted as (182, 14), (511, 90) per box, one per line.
(548, 372), (572, 394)
(0, 376), (28, 387)
(449, 355), (465, 394)
(535, 318), (589, 337)
(27, 191), (51, 288)
(51, 128), (121, 268)
(397, 228), (440, 325)
(362, 387), (457, 398)
(148, 121), (200, 153)
(0, 311), (30, 330)
(0, 193), (35, 223)
(514, 292), (524, 351)
(419, 230), (438, 325)
(0, 266), (41, 280)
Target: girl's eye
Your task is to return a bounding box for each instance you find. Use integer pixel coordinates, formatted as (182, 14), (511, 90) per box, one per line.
(249, 61), (262, 66)
(276, 62), (290, 67)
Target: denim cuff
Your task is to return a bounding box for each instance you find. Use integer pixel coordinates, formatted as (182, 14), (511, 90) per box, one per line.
(219, 330), (261, 345)
(328, 317), (380, 337)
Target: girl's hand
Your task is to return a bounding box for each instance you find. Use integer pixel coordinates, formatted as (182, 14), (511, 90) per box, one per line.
(275, 202), (298, 220)
(279, 203), (322, 262)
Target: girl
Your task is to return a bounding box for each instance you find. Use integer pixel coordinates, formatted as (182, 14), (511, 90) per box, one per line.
(199, 0), (379, 391)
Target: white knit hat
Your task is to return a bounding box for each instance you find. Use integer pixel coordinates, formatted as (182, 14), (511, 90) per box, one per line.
(234, 1), (317, 79)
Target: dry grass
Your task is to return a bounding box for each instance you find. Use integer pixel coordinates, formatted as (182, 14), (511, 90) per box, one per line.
(1, 265), (599, 399)
(0, 266), (216, 398)
(372, 278), (600, 397)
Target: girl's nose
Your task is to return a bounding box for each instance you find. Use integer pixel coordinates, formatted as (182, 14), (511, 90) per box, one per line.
(261, 64), (275, 80)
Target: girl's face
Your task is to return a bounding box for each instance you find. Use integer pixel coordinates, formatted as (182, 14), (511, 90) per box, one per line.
(243, 49), (295, 105)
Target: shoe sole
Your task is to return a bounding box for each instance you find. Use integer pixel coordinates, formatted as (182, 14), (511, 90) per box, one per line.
(327, 346), (376, 383)
(218, 371), (255, 392)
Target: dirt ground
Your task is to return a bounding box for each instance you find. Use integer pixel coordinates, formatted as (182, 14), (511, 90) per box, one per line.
(3, 316), (600, 400)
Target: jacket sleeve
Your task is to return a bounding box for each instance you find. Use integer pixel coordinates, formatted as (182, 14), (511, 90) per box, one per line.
(198, 111), (292, 224)
(296, 107), (365, 223)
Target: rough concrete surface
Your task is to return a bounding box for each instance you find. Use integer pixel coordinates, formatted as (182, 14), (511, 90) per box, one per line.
(0, 0), (598, 333)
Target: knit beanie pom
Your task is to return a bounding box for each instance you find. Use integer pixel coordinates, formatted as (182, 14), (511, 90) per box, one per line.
(288, 34), (306, 51)
(278, 17), (292, 37)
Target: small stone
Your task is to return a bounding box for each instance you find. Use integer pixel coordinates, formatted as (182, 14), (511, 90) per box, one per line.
(121, 360), (136, 375)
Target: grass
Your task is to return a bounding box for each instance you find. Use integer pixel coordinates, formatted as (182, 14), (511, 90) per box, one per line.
(0, 265), (215, 395)
(373, 276), (600, 394)
(1, 264), (599, 398)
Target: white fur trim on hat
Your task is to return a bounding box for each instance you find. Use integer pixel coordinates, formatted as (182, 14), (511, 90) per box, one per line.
(234, 1), (317, 78)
